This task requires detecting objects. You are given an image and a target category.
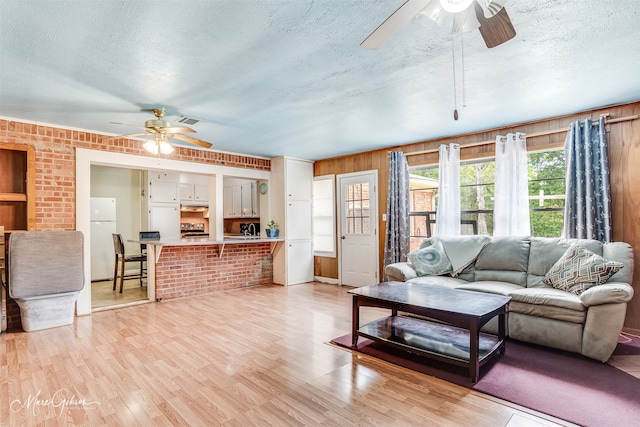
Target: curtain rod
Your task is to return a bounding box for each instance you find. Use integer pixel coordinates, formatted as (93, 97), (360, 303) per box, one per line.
(400, 114), (639, 157)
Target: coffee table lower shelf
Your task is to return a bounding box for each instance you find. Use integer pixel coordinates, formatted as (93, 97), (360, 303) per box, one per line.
(356, 316), (502, 377)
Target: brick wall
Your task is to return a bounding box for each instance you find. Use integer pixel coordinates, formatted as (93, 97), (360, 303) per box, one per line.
(155, 243), (273, 300)
(0, 119), (269, 231)
(0, 118), (272, 330)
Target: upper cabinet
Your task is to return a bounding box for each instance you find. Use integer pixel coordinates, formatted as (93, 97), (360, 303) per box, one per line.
(286, 159), (314, 201)
(223, 179), (259, 218)
(151, 180), (179, 203)
(179, 174), (209, 204)
(0, 143), (35, 231)
(180, 183), (208, 203)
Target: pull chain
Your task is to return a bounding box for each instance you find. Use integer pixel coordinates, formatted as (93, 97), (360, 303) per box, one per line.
(451, 35), (458, 120)
(461, 30), (466, 108)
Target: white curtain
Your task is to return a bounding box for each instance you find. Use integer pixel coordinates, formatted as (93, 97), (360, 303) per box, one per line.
(435, 143), (460, 236)
(493, 132), (530, 236)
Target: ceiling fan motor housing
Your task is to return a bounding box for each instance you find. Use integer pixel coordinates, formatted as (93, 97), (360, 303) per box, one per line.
(145, 119), (172, 130)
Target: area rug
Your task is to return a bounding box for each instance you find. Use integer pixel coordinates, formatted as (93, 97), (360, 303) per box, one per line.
(331, 332), (640, 427)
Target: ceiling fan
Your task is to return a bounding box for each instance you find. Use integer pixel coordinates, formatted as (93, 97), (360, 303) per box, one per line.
(361, 0), (516, 49)
(107, 108), (213, 154)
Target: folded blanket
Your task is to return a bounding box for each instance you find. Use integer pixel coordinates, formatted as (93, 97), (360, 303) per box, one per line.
(433, 236), (490, 276)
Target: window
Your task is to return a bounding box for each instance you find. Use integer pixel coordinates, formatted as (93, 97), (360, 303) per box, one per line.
(312, 175), (336, 257)
(409, 149), (565, 250)
(345, 182), (371, 235)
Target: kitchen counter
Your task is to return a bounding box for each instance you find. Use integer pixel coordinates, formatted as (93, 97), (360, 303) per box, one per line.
(131, 236), (283, 246)
(130, 236), (283, 261)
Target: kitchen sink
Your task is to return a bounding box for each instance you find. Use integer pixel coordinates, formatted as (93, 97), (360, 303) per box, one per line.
(223, 235), (261, 240)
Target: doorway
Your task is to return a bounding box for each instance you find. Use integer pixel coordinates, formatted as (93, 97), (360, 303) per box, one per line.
(337, 170), (379, 286)
(90, 165), (148, 309)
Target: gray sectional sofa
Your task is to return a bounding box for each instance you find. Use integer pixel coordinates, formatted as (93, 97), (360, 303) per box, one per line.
(384, 236), (634, 362)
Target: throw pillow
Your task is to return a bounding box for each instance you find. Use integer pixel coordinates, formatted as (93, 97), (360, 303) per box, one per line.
(408, 240), (453, 277)
(543, 244), (624, 295)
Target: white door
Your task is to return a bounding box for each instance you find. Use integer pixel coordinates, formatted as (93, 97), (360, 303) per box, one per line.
(338, 171), (379, 287)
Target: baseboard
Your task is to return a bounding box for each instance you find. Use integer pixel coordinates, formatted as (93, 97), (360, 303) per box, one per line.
(622, 327), (640, 337)
(314, 276), (339, 285)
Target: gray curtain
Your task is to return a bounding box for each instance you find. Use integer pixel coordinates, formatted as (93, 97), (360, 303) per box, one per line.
(384, 152), (410, 273)
(563, 116), (612, 242)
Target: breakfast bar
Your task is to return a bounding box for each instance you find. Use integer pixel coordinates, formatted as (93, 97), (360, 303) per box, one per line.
(132, 237), (284, 301)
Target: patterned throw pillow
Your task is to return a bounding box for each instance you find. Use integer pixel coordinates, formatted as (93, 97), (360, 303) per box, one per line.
(408, 240), (453, 277)
(543, 244), (624, 295)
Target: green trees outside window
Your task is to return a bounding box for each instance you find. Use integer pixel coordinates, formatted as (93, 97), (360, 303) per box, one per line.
(410, 150), (565, 238)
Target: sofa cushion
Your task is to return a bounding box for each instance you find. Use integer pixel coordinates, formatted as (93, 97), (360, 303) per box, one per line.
(602, 242), (634, 285)
(407, 240), (452, 276)
(455, 280), (523, 296)
(509, 287), (585, 311)
(543, 245), (624, 295)
(509, 301), (586, 324)
(407, 276), (469, 289)
(474, 237), (530, 286)
(475, 236), (530, 272)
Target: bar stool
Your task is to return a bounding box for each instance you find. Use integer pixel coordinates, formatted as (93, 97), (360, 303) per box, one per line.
(112, 233), (146, 293)
(139, 231), (160, 284)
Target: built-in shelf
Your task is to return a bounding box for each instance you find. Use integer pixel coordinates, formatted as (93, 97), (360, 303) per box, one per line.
(0, 143), (35, 231)
(0, 194), (28, 202)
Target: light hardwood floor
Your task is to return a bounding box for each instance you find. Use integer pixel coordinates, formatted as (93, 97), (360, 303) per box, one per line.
(1, 282), (588, 426)
(91, 278), (148, 310)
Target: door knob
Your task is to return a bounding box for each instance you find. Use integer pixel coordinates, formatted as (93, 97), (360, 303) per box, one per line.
(341, 235), (345, 240)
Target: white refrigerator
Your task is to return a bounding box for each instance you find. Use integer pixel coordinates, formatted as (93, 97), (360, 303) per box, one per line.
(90, 197), (117, 281)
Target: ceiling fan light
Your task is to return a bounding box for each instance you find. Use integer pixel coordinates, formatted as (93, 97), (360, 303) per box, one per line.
(159, 141), (175, 155)
(143, 140), (159, 155)
(439, 0), (474, 14)
(452, 7), (481, 33)
(417, 0), (447, 26)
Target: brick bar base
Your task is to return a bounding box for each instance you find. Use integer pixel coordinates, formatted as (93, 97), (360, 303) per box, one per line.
(154, 243), (274, 300)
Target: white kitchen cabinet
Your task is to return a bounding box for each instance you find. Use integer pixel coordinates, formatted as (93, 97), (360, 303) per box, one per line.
(194, 185), (208, 202)
(180, 183), (209, 203)
(223, 180), (258, 218)
(179, 183), (193, 201)
(271, 157), (314, 285)
(232, 185), (242, 217)
(151, 180), (178, 203)
(149, 171), (180, 238)
(241, 182), (252, 217)
(223, 185), (234, 217)
(149, 205), (180, 239)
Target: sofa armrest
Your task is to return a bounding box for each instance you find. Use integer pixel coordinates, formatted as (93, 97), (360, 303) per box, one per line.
(579, 282), (634, 307)
(384, 262), (417, 282)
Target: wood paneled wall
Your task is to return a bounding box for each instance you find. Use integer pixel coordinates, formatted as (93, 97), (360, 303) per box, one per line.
(314, 101), (640, 329)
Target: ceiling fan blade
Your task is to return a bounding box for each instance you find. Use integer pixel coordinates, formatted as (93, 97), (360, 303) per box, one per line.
(361, 0), (431, 49)
(103, 132), (147, 141)
(475, 2), (516, 48)
(169, 133), (213, 149)
(110, 121), (149, 131)
(161, 126), (196, 134)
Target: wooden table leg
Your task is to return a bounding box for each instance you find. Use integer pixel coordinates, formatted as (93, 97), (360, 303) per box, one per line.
(498, 311), (507, 355)
(352, 295), (359, 346)
(469, 321), (479, 383)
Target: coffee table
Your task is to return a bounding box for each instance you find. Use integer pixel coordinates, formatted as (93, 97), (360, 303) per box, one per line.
(349, 281), (511, 383)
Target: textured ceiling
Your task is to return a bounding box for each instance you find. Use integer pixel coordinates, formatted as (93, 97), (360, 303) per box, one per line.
(1, 0), (639, 160)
